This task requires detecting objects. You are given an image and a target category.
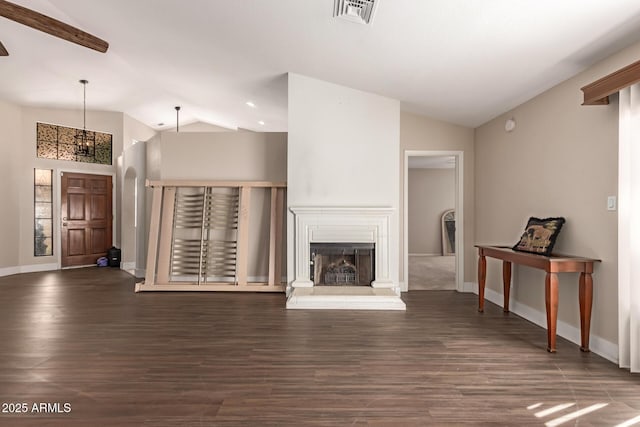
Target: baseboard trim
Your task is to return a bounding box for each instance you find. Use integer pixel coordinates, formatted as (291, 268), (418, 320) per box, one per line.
(463, 281), (478, 293)
(0, 266), (20, 277)
(466, 282), (618, 364)
(120, 263), (146, 278)
(121, 262), (136, 270)
(22, 263), (59, 273)
(0, 263), (60, 278)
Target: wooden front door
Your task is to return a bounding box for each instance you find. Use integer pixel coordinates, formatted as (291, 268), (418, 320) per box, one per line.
(61, 172), (113, 267)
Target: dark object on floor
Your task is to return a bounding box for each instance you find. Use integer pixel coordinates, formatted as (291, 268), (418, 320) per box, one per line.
(107, 246), (121, 267)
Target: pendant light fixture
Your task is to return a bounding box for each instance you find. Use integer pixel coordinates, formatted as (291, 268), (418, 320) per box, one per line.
(175, 106), (181, 132)
(75, 79), (95, 157)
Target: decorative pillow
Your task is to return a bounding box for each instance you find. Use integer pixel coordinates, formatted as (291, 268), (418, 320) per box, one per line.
(512, 217), (565, 256)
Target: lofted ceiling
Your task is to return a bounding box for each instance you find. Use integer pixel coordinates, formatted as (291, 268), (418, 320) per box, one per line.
(2, 0), (640, 132)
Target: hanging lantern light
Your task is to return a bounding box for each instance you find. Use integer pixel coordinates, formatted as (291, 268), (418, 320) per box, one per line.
(75, 79), (95, 158)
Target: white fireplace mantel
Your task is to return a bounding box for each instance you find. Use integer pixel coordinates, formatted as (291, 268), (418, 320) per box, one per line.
(290, 206), (395, 290)
(287, 206), (404, 310)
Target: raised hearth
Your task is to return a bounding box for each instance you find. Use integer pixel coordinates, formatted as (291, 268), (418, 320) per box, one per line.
(286, 286), (406, 310)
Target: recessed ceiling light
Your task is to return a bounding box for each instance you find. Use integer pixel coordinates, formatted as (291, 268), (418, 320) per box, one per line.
(258, 120), (265, 125)
(157, 122), (164, 126)
(246, 101), (256, 108)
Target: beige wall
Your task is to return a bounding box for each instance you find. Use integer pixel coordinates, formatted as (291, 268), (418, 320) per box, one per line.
(0, 101), (22, 270)
(400, 111), (475, 284)
(160, 132), (287, 182)
(474, 41), (640, 346)
(408, 168), (455, 254)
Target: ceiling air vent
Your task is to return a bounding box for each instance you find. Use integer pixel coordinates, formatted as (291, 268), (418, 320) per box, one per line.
(334, 0), (379, 25)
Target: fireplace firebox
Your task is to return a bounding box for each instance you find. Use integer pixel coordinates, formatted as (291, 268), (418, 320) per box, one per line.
(310, 243), (375, 286)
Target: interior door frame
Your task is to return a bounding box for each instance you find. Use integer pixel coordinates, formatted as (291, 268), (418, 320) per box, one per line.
(403, 150), (464, 292)
(55, 168), (116, 269)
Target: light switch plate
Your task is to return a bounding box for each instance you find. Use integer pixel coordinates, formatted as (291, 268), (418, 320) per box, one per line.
(607, 196), (617, 211)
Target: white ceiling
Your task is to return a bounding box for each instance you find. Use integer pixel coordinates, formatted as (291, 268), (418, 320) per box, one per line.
(2, 0), (640, 132)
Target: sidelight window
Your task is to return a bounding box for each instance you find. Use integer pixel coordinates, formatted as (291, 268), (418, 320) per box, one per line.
(34, 169), (53, 256)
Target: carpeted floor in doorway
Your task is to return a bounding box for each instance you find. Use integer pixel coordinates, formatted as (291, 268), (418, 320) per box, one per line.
(409, 255), (455, 290)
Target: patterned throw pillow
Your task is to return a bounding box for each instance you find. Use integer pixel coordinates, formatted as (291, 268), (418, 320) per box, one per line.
(512, 217), (565, 256)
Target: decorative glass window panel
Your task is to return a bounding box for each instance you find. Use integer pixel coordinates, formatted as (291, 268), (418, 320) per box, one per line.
(34, 169), (53, 256)
(36, 122), (112, 165)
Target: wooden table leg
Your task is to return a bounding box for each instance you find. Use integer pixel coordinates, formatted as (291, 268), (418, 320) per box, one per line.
(579, 271), (593, 352)
(478, 253), (486, 312)
(503, 261), (511, 313)
(545, 272), (559, 352)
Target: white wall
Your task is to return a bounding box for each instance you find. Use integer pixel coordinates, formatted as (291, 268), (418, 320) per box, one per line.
(287, 73), (400, 287)
(146, 134), (162, 181)
(123, 114), (157, 151)
(121, 142), (147, 274)
(120, 115), (157, 275)
(408, 168), (455, 254)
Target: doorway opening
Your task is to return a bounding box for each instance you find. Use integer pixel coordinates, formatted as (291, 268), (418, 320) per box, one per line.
(403, 151), (463, 292)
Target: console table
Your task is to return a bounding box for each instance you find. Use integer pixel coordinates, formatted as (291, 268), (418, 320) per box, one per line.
(476, 245), (600, 353)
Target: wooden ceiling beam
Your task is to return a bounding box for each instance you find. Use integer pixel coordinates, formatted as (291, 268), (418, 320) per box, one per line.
(0, 0), (108, 53)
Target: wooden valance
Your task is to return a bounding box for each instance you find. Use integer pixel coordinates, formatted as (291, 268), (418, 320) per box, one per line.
(581, 58), (640, 105)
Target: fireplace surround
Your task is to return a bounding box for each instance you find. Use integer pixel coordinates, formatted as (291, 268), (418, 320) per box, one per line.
(287, 206), (405, 310)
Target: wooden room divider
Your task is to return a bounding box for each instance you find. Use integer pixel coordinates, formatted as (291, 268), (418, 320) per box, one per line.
(136, 180), (286, 292)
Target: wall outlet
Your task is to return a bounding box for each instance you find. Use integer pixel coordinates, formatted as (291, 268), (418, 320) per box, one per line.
(607, 196), (617, 211)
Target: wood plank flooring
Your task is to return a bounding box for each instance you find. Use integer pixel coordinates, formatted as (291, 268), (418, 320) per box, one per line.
(0, 268), (638, 426)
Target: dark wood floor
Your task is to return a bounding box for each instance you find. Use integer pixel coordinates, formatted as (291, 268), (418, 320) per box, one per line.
(0, 269), (638, 426)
